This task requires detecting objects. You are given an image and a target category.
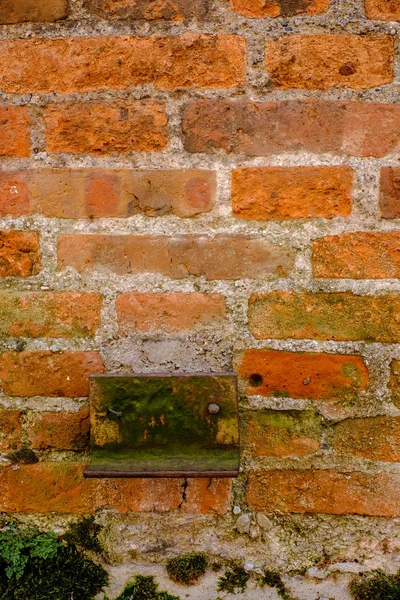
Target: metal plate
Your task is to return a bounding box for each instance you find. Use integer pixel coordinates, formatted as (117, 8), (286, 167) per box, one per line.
(84, 373), (239, 478)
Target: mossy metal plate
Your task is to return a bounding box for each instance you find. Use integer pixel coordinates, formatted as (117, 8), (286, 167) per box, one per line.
(84, 373), (239, 478)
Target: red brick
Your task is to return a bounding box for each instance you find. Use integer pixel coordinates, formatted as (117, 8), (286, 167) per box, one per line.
(333, 417), (400, 462)
(247, 470), (400, 516)
(0, 231), (40, 277)
(27, 169), (216, 218)
(0, 463), (230, 514)
(0, 291), (102, 337)
(0, 351), (104, 397)
(0, 411), (22, 451)
(389, 360), (400, 408)
(379, 167), (400, 218)
(27, 408), (90, 450)
(0, 35), (246, 94)
(313, 232), (400, 279)
(242, 411), (322, 457)
(58, 235), (294, 280)
(238, 349), (368, 400)
(230, 0), (332, 17)
(116, 293), (226, 333)
(232, 166), (353, 220)
(0, 107), (31, 158)
(183, 99), (400, 158)
(45, 102), (167, 155)
(365, 0), (400, 20)
(266, 35), (393, 90)
(85, 0), (208, 20)
(0, 172), (31, 217)
(0, 0), (68, 23)
(249, 292), (400, 342)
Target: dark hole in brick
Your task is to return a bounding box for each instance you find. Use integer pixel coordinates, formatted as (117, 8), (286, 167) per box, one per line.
(249, 373), (263, 387)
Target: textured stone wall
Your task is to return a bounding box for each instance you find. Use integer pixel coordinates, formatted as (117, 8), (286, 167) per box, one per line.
(0, 0), (400, 597)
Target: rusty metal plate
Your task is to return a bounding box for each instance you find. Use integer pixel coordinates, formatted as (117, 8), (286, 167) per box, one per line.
(84, 373), (239, 478)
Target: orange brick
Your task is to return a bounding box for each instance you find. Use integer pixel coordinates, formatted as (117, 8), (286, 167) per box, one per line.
(247, 470), (400, 516)
(242, 411), (322, 457)
(333, 417), (400, 462)
(390, 360), (400, 408)
(0, 172), (31, 217)
(0, 107), (30, 157)
(183, 100), (400, 158)
(0, 35), (246, 94)
(0, 291), (101, 337)
(249, 292), (400, 342)
(0, 411), (22, 451)
(230, 0), (332, 17)
(313, 232), (400, 279)
(365, 0), (400, 20)
(116, 293), (226, 333)
(0, 0), (68, 23)
(28, 169), (216, 218)
(58, 235), (294, 280)
(0, 463), (230, 514)
(45, 102), (167, 155)
(0, 231), (40, 277)
(85, 0), (209, 19)
(232, 166), (353, 220)
(266, 35), (393, 90)
(0, 351), (104, 397)
(379, 167), (400, 218)
(27, 408), (90, 450)
(238, 349), (368, 400)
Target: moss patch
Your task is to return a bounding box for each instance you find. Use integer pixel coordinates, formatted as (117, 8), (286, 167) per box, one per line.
(217, 563), (249, 594)
(7, 447), (38, 464)
(350, 570), (400, 600)
(112, 575), (180, 600)
(166, 553), (208, 585)
(260, 570), (295, 600)
(63, 515), (102, 554)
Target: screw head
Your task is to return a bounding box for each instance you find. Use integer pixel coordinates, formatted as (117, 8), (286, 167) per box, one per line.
(208, 403), (221, 415)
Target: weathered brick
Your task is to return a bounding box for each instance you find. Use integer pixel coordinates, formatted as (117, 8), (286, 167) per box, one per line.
(27, 408), (90, 450)
(242, 411), (322, 457)
(379, 167), (400, 218)
(333, 417), (400, 462)
(58, 235), (295, 280)
(0, 107), (31, 158)
(45, 102), (167, 155)
(247, 470), (400, 516)
(116, 293), (226, 333)
(232, 166), (353, 220)
(27, 169), (216, 218)
(389, 360), (400, 408)
(266, 35), (393, 90)
(183, 99), (400, 158)
(0, 172), (31, 217)
(85, 0), (209, 20)
(238, 349), (368, 400)
(365, 0), (400, 20)
(0, 411), (22, 451)
(313, 232), (400, 279)
(0, 351), (104, 397)
(249, 292), (400, 342)
(230, 0), (332, 18)
(0, 0), (68, 23)
(0, 291), (102, 337)
(0, 35), (246, 94)
(0, 231), (40, 278)
(0, 463), (230, 514)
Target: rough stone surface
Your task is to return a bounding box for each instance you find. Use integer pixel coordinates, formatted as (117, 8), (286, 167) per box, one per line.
(0, 0), (68, 23)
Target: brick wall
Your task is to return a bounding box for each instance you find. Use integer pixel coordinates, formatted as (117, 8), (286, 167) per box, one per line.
(0, 0), (400, 594)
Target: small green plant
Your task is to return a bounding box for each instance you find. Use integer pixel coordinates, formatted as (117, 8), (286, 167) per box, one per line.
(217, 563), (249, 594)
(0, 526), (58, 579)
(63, 515), (102, 553)
(259, 570), (295, 600)
(350, 570), (400, 600)
(166, 553), (208, 585)
(114, 575), (180, 600)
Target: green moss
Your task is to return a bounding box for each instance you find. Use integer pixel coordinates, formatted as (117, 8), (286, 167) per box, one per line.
(166, 553), (208, 585)
(259, 570), (295, 600)
(7, 447), (38, 464)
(63, 516), (102, 553)
(350, 570), (400, 600)
(0, 522), (108, 600)
(217, 563), (249, 594)
(114, 575), (179, 600)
